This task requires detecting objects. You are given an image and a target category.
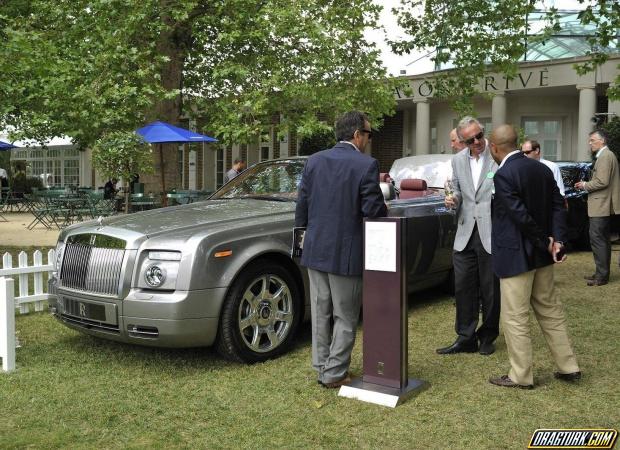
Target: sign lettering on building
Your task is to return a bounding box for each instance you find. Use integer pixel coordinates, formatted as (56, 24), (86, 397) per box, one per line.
(395, 68), (551, 100)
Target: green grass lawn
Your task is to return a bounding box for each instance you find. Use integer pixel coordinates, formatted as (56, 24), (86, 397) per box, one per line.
(0, 249), (618, 449)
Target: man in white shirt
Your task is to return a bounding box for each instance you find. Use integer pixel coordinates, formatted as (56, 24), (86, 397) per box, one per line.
(521, 140), (565, 196)
(437, 117), (500, 356)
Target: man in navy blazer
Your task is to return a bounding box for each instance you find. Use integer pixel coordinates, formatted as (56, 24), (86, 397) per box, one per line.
(487, 124), (580, 389)
(295, 111), (387, 388)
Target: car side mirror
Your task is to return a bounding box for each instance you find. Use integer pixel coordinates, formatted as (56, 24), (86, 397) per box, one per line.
(380, 182), (396, 201)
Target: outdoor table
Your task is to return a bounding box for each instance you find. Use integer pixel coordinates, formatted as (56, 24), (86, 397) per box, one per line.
(129, 194), (159, 212)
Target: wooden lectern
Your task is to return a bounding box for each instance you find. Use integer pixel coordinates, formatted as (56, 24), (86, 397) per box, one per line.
(338, 217), (427, 407)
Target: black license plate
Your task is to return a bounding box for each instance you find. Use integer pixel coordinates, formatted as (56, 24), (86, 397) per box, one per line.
(63, 298), (107, 321)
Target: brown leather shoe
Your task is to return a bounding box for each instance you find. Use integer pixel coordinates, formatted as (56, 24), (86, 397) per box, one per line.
(489, 375), (533, 390)
(554, 371), (582, 382)
(587, 279), (608, 286)
(584, 274), (596, 281)
(322, 373), (352, 389)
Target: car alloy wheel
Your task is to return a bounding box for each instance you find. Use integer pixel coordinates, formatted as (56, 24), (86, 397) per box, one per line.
(216, 260), (301, 363)
(237, 274), (294, 353)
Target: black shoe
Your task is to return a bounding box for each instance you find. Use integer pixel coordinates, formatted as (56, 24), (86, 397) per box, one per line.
(436, 340), (478, 355)
(584, 274), (596, 281)
(554, 371), (582, 382)
(479, 341), (496, 355)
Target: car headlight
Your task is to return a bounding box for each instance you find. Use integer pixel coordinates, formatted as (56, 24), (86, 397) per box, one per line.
(144, 264), (167, 287)
(137, 251), (181, 290)
(54, 241), (65, 273)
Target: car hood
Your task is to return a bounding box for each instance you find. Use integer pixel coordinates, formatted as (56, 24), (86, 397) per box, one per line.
(71, 199), (295, 239)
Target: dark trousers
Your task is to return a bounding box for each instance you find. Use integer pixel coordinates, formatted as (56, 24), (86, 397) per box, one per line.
(589, 216), (611, 281)
(453, 226), (500, 344)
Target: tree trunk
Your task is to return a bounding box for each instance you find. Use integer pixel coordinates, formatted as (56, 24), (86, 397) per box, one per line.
(141, 4), (191, 200)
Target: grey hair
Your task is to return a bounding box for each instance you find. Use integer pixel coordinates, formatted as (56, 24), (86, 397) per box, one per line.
(590, 129), (608, 144)
(456, 116), (484, 140)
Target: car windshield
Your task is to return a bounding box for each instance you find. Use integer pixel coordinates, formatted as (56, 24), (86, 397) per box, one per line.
(211, 159), (306, 201)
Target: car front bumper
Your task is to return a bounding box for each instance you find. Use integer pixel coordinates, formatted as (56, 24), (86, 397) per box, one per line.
(48, 278), (227, 348)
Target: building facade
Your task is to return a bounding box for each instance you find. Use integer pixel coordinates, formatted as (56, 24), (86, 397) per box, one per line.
(371, 55), (620, 172)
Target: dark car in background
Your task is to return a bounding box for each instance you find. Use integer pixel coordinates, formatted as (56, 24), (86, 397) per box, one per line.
(558, 161), (591, 248)
(558, 161), (620, 248)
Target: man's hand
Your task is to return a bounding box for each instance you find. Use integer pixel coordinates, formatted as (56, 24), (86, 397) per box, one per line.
(553, 242), (566, 263)
(445, 195), (458, 209)
(574, 181), (585, 190)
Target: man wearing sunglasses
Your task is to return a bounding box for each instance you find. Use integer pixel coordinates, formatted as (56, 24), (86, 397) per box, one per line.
(295, 110), (387, 388)
(521, 140), (565, 197)
(437, 116), (500, 356)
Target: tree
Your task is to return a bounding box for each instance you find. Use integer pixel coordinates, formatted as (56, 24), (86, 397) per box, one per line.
(601, 116), (620, 161)
(390, 0), (619, 114)
(92, 131), (154, 213)
(298, 127), (336, 156)
(0, 1), (396, 162)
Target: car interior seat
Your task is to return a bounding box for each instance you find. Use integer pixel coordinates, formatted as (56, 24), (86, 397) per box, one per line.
(398, 178), (428, 199)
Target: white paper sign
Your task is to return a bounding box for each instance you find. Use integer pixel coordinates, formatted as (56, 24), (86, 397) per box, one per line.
(364, 221), (397, 272)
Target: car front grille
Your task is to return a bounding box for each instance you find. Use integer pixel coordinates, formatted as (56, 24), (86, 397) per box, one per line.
(59, 313), (120, 334)
(60, 240), (126, 296)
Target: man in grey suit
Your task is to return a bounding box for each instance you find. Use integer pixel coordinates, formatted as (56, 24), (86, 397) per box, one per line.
(295, 111), (387, 388)
(575, 129), (620, 286)
(437, 116), (500, 355)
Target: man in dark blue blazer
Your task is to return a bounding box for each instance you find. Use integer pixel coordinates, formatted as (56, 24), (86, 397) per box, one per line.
(487, 124), (580, 389)
(295, 111), (387, 388)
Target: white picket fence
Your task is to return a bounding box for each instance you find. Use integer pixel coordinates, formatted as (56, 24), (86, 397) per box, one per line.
(0, 249), (56, 372)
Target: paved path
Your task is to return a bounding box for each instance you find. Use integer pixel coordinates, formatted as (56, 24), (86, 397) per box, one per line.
(0, 213), (60, 247)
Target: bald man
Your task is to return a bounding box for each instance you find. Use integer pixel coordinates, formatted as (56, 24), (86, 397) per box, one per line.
(450, 128), (466, 153)
(487, 124), (580, 389)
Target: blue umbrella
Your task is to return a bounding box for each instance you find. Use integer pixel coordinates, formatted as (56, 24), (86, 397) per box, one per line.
(0, 140), (18, 150)
(136, 121), (218, 205)
(136, 121), (218, 144)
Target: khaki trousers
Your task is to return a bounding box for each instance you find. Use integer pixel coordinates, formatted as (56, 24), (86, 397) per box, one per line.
(500, 265), (579, 385)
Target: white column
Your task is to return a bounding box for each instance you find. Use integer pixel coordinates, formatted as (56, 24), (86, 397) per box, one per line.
(415, 99), (430, 155)
(491, 93), (507, 130)
(577, 85), (596, 161)
(402, 109), (411, 157)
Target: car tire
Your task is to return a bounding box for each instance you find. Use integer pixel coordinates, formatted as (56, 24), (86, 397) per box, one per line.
(216, 260), (301, 363)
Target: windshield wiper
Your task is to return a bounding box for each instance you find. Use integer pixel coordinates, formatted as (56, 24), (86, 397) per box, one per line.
(243, 195), (292, 202)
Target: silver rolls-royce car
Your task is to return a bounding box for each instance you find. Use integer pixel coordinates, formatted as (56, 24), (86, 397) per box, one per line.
(49, 156), (456, 363)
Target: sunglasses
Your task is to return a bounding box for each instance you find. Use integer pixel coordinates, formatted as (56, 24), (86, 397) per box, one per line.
(359, 129), (373, 139)
(522, 149), (537, 155)
(463, 131), (484, 146)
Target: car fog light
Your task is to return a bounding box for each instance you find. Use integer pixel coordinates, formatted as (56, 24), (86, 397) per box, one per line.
(144, 265), (166, 287)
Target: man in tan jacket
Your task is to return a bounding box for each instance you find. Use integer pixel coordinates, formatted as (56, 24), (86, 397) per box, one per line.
(575, 129), (620, 286)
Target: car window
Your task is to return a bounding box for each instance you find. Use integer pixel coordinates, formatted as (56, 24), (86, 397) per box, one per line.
(211, 160), (306, 201)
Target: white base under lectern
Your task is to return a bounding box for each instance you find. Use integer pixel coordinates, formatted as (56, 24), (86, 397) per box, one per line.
(338, 377), (427, 408)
